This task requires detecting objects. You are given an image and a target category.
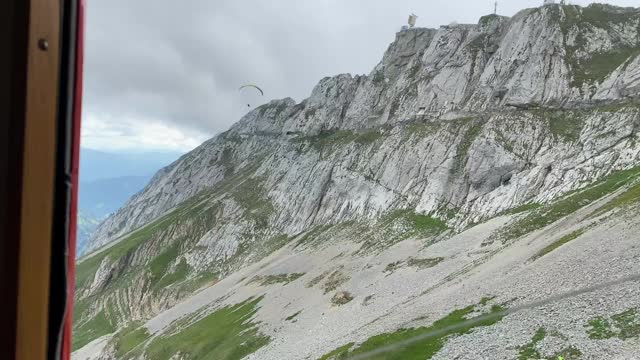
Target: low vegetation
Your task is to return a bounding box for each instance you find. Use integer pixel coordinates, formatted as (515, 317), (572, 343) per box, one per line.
(74, 185), (224, 294)
(479, 13), (500, 27)
(293, 129), (384, 153)
(517, 327), (582, 360)
(580, 3), (638, 28)
(360, 210), (448, 252)
(111, 322), (150, 359)
(407, 257), (444, 270)
(586, 308), (640, 340)
(372, 70), (385, 84)
(180, 271), (219, 294)
(304, 107), (317, 119)
(503, 202), (542, 216)
(531, 228), (586, 261)
(306, 271), (330, 288)
(231, 176), (274, 229)
(294, 224), (336, 248)
(402, 121), (441, 141)
(546, 111), (584, 142)
(75, 212), (177, 292)
(451, 118), (483, 175)
(497, 167), (640, 243)
(322, 270), (350, 294)
(73, 164), (288, 350)
(384, 261), (404, 274)
(589, 181), (640, 218)
(232, 233), (294, 269)
(295, 211), (448, 254)
(593, 99), (640, 113)
(478, 296), (496, 306)
(258, 101), (289, 118)
(384, 257), (443, 274)
(154, 259), (191, 291)
(145, 297), (270, 360)
(285, 310), (302, 322)
(149, 243), (181, 283)
(250, 273), (305, 286)
(552, 3), (640, 89)
(570, 48), (638, 89)
(517, 327), (547, 360)
(319, 302), (505, 360)
(331, 291), (354, 306)
(410, 213), (449, 234)
(72, 310), (117, 351)
(220, 147), (235, 176)
(318, 343), (355, 360)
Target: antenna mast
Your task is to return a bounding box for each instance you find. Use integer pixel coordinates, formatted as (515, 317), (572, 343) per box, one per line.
(494, 1), (498, 14)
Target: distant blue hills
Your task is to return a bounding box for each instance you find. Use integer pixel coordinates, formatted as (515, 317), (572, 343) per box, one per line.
(76, 148), (183, 255)
(79, 148), (183, 183)
(79, 175), (153, 218)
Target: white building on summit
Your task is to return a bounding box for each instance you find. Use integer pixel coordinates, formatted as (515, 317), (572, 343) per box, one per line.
(543, 0), (556, 5)
(408, 13), (417, 28)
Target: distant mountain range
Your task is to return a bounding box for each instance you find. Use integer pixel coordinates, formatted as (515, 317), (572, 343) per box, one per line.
(79, 175), (154, 217)
(79, 148), (182, 182)
(75, 148), (182, 255)
(76, 211), (102, 256)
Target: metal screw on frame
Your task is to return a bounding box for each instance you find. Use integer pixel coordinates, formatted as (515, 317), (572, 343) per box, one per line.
(38, 38), (49, 51)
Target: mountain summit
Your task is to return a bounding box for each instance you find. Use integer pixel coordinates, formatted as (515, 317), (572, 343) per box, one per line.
(74, 4), (640, 359)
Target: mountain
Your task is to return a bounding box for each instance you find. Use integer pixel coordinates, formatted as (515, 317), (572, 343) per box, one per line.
(78, 148), (183, 182)
(76, 211), (102, 258)
(72, 4), (640, 360)
(79, 175), (154, 218)
(75, 149), (182, 256)
(75, 149), (182, 257)
(75, 175), (153, 256)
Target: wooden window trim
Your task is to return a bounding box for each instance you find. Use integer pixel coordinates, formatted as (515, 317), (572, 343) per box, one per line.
(15, 0), (61, 359)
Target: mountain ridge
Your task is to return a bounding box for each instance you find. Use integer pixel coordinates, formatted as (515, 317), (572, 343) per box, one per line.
(86, 3), (640, 253)
(74, 4), (640, 359)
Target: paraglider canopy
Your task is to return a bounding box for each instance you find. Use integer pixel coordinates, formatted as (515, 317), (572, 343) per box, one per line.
(239, 84), (264, 96)
(239, 84), (264, 107)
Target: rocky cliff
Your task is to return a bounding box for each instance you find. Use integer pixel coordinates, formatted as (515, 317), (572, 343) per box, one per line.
(74, 4), (640, 359)
(87, 4), (640, 251)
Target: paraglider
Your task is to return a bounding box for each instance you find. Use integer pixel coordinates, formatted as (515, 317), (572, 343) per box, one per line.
(239, 84), (264, 107)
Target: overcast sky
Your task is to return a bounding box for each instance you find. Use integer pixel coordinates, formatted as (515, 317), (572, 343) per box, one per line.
(81, 0), (638, 153)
